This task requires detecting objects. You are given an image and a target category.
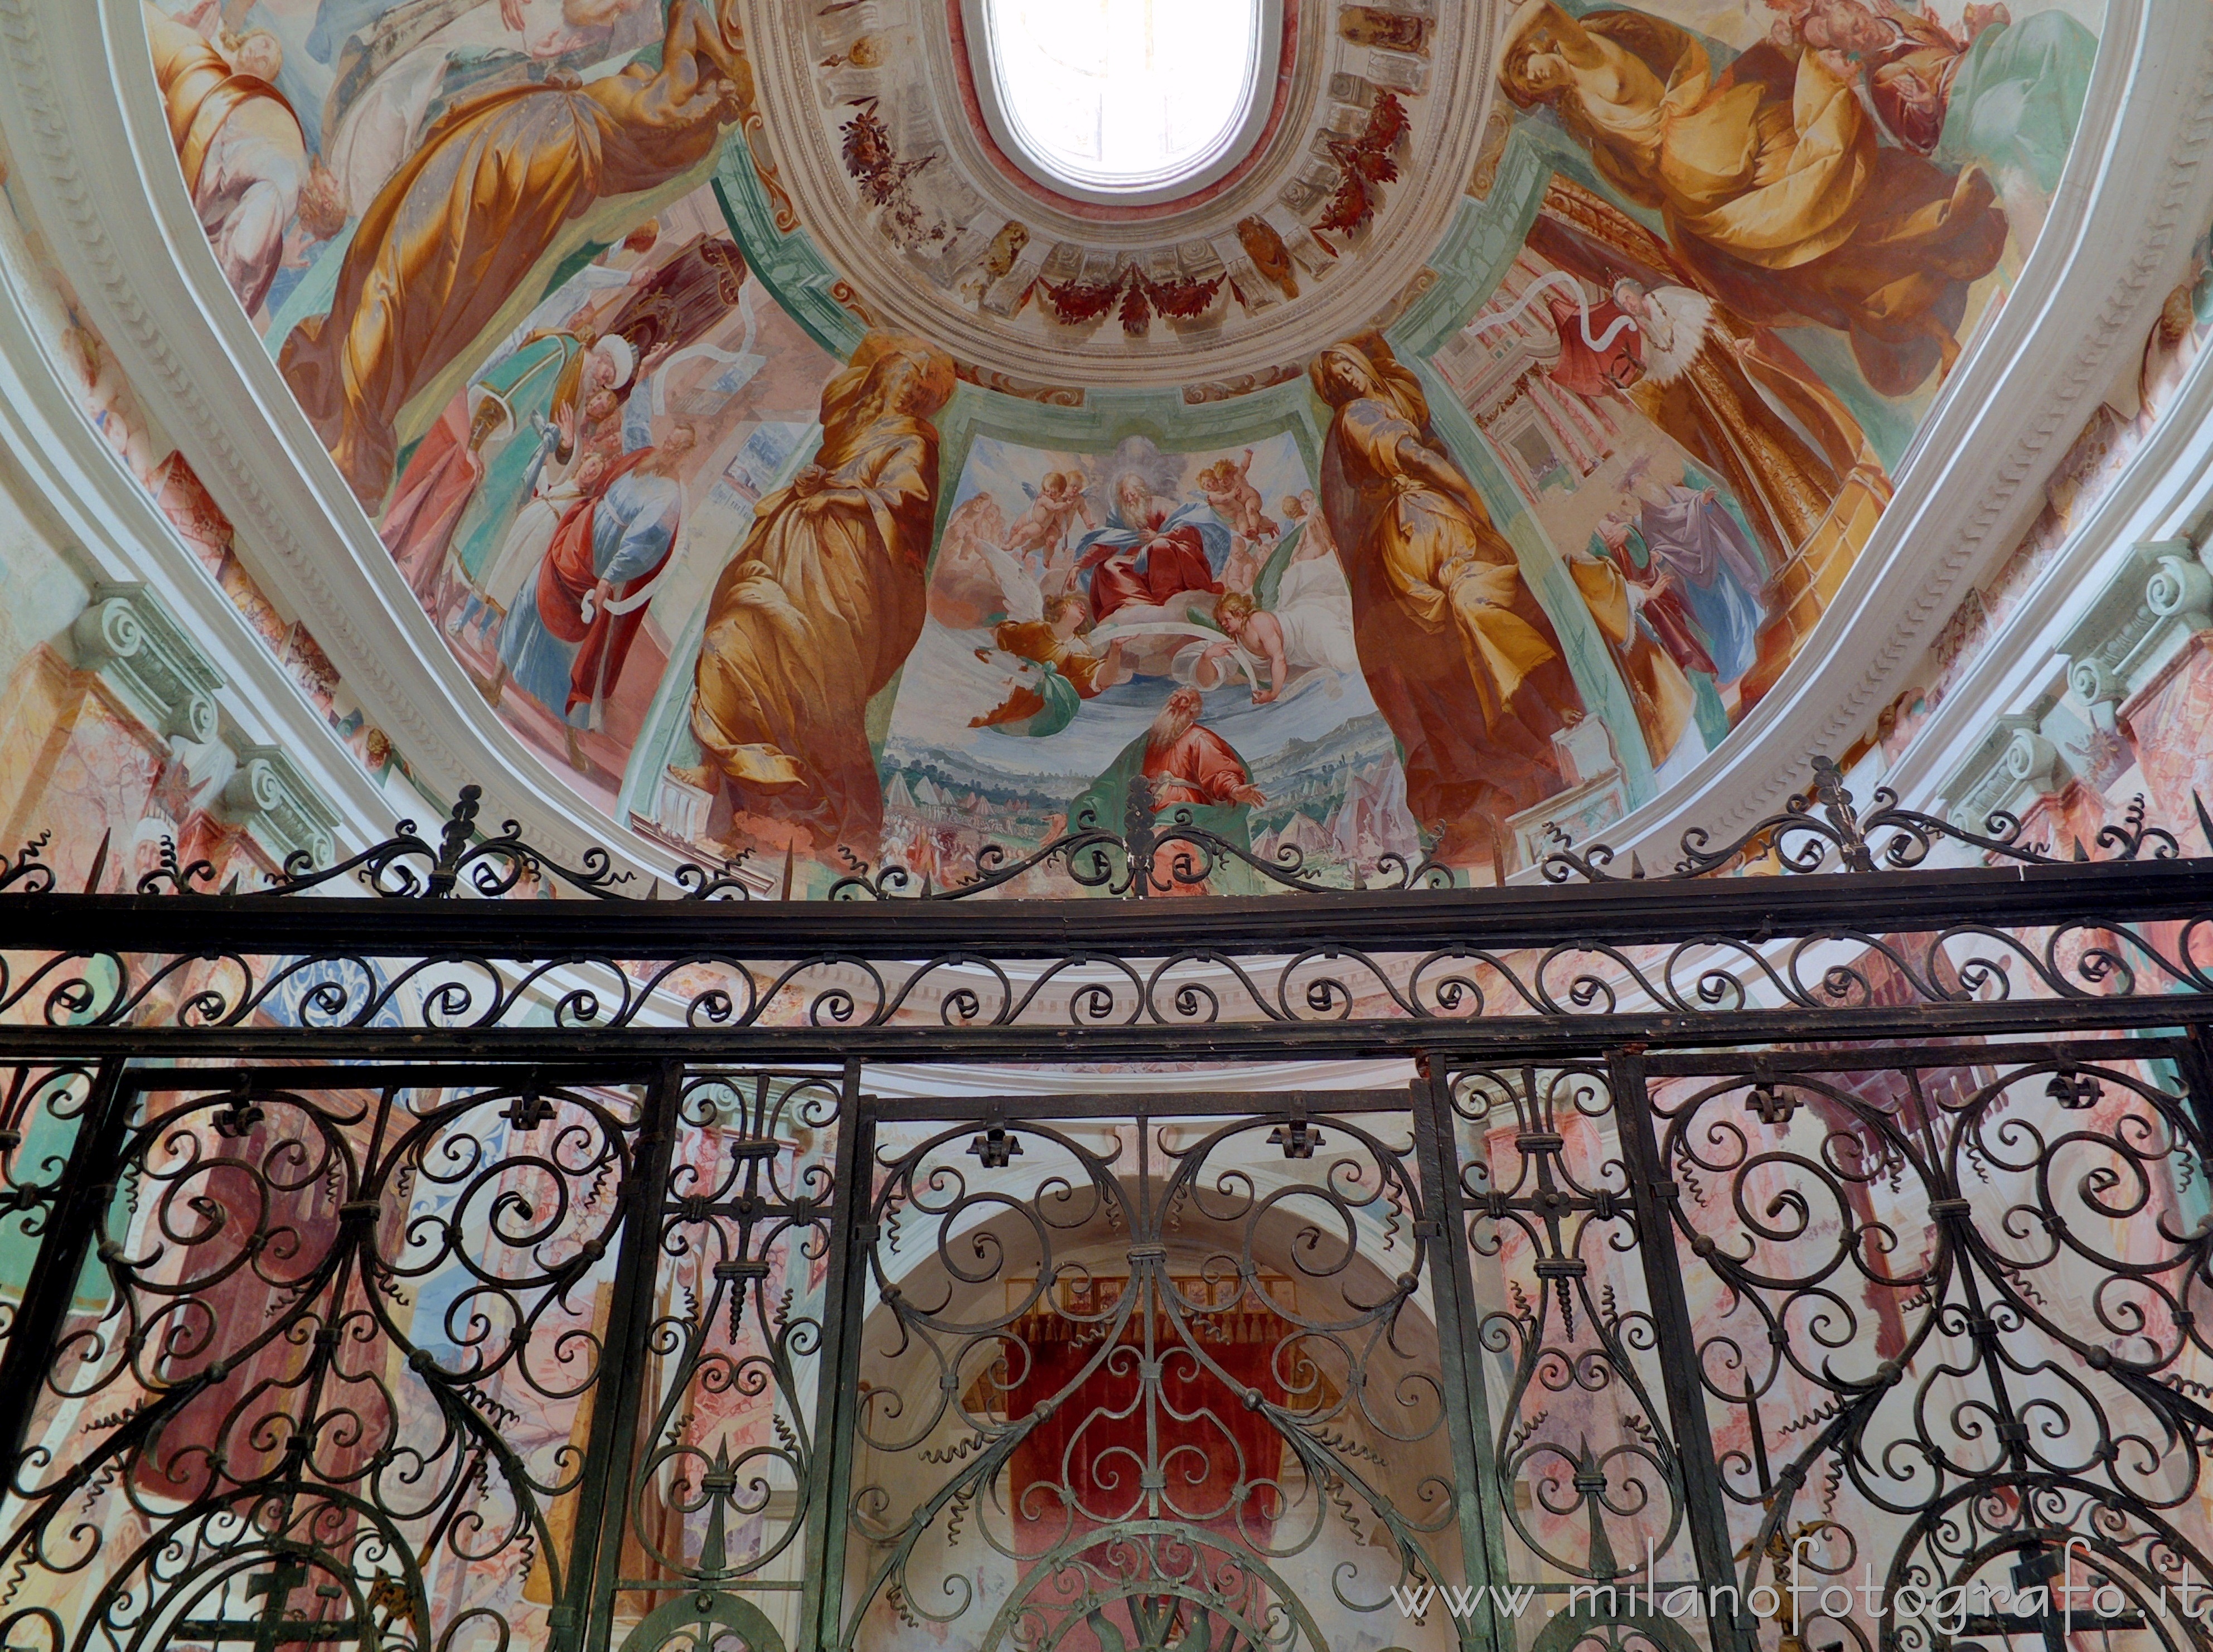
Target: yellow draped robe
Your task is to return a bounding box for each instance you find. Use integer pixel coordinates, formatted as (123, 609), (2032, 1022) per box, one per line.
(1313, 338), (1583, 859)
(1567, 555), (1696, 766)
(1500, 0), (2006, 394)
(1338, 395), (1564, 706)
(279, 0), (754, 505)
(144, 6), (305, 207)
(686, 335), (956, 852)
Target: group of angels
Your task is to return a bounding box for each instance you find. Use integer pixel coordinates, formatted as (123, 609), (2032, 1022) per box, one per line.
(956, 450), (1363, 738)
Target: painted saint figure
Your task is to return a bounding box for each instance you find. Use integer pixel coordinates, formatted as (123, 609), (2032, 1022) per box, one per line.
(677, 332), (957, 852)
(491, 424), (694, 768)
(1141, 687), (1267, 813)
(1311, 333), (1583, 865)
(1530, 247), (1873, 581)
(280, 0), (755, 503)
(384, 331), (635, 616)
(473, 448), (611, 651)
(146, 4), (345, 316)
(1073, 476), (1228, 623)
(1498, 0), (2007, 395)
(1776, 0), (2095, 201)
(445, 334), (642, 614)
(1631, 471), (1765, 684)
(1570, 512), (1703, 766)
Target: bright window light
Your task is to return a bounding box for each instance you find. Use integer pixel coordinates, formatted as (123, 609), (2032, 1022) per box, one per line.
(982, 0), (1263, 193)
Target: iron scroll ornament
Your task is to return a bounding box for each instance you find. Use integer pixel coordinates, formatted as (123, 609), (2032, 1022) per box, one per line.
(2, 758), (2193, 904)
(838, 1106), (1465, 1651)
(0, 759), (2207, 1053)
(1540, 755), (2190, 882)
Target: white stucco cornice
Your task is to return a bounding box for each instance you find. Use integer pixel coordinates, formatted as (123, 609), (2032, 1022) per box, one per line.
(0, 172), (395, 851)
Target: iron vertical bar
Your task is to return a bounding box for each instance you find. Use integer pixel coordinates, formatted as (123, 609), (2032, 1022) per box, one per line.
(2180, 1019), (2213, 1145)
(0, 1055), (130, 1499)
(801, 1060), (873, 1652)
(570, 1060), (685, 1652)
(1411, 1060), (1509, 1652)
(1605, 1047), (1754, 1652)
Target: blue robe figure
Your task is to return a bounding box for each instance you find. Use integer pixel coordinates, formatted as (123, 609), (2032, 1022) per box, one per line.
(1633, 471), (1765, 685)
(497, 462), (681, 762)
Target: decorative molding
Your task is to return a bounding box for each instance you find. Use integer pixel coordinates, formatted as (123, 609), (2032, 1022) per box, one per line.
(753, 0), (1497, 383)
(67, 579), (221, 746)
(1939, 713), (2060, 830)
(1541, 0), (2213, 871)
(0, 0), (660, 876)
(219, 739), (340, 868)
(1875, 282), (2213, 813)
(2056, 537), (2209, 708)
(0, 249), (394, 858)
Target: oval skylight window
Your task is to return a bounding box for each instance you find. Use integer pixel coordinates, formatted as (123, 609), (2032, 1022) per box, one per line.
(975, 0), (1274, 200)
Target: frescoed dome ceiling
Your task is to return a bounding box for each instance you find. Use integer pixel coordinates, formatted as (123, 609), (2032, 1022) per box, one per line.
(1, 0), (2208, 895)
(744, 0), (1493, 393)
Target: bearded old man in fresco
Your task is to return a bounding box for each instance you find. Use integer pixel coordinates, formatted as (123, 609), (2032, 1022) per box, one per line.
(1140, 686), (1267, 894)
(1312, 333), (1582, 866)
(384, 331), (636, 613)
(1498, 0), (2007, 396)
(1142, 687), (1267, 813)
(1072, 474), (1228, 623)
(1522, 197), (1885, 593)
(676, 333), (957, 854)
(1778, 0), (2096, 202)
(280, 0), (754, 505)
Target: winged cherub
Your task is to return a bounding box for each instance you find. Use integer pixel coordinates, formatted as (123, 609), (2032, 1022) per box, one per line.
(969, 544), (1131, 733)
(1001, 471), (1097, 586)
(1195, 450), (1277, 544)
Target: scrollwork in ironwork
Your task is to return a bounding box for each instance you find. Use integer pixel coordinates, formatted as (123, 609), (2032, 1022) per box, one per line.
(617, 1072), (841, 1632)
(827, 778), (1455, 901)
(0, 1063), (98, 1367)
(4, 904), (2213, 1046)
(2, 758), (2202, 908)
(265, 784), (693, 901)
(1644, 1045), (2213, 1652)
(1450, 1064), (1690, 1592)
(1542, 755), (2191, 883)
(0, 830), (55, 894)
(0, 1073), (649, 1652)
(837, 1107), (1466, 1651)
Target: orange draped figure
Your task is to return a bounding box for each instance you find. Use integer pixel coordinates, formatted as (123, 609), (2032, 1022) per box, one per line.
(1498, 0), (2006, 395)
(279, 0), (754, 505)
(679, 333), (958, 854)
(1311, 334), (1584, 865)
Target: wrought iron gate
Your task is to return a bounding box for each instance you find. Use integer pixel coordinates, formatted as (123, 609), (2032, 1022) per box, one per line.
(0, 765), (2205, 1652)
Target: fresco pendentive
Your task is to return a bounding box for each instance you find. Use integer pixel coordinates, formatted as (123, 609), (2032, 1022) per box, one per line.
(1432, 0), (2100, 737)
(138, 0), (2104, 888)
(856, 430), (1417, 892)
(371, 191), (840, 812)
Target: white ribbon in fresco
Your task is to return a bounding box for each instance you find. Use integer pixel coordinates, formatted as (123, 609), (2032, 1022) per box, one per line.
(1468, 268), (1640, 351)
